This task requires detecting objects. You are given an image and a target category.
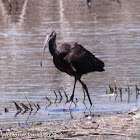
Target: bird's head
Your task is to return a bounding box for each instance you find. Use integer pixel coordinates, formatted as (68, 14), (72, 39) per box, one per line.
(40, 28), (56, 66)
(46, 30), (56, 40)
(45, 29), (56, 45)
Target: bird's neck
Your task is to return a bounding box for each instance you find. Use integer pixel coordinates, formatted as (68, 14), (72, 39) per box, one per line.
(48, 38), (57, 56)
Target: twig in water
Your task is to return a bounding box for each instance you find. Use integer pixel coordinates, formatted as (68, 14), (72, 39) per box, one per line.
(26, 109), (33, 124)
(13, 101), (22, 112)
(4, 108), (9, 113)
(14, 110), (21, 117)
(127, 78), (130, 103)
(114, 80), (117, 93)
(135, 85), (139, 100)
(45, 97), (52, 104)
(58, 90), (63, 103)
(30, 101), (40, 110)
(118, 87), (122, 102)
(36, 103), (40, 109)
(30, 102), (40, 115)
(62, 88), (69, 103)
(54, 91), (58, 103)
(22, 109), (28, 115)
(20, 101), (29, 111)
(24, 93), (33, 111)
(45, 96), (52, 110)
(45, 102), (51, 111)
(114, 80), (118, 101)
(108, 84), (114, 100)
(109, 85), (114, 94)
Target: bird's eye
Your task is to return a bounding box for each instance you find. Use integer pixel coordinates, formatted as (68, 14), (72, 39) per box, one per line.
(49, 31), (55, 37)
(48, 33), (52, 37)
(50, 32), (53, 37)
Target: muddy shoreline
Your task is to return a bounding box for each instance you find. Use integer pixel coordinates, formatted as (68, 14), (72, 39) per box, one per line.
(0, 110), (140, 140)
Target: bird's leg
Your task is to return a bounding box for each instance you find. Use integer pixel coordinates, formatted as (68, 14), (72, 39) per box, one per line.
(78, 79), (92, 105)
(82, 87), (86, 103)
(78, 79), (93, 115)
(68, 77), (77, 110)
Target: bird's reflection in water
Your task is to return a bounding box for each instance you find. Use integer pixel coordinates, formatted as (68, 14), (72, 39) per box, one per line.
(85, 0), (91, 7)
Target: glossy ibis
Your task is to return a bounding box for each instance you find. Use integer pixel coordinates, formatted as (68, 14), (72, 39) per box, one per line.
(40, 29), (105, 114)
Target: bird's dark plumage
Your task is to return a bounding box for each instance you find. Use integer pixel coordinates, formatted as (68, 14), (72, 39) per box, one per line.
(41, 29), (105, 114)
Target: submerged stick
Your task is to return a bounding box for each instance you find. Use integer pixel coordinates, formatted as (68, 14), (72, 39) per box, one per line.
(118, 87), (122, 102)
(13, 101), (22, 112)
(109, 84), (114, 100)
(26, 110), (33, 124)
(135, 85), (139, 100)
(30, 101), (40, 110)
(62, 88), (69, 103)
(4, 108), (9, 113)
(46, 97), (52, 104)
(114, 80), (117, 93)
(54, 90), (58, 103)
(109, 85), (114, 94)
(58, 90), (63, 103)
(36, 103), (40, 110)
(45, 96), (52, 110)
(14, 110), (21, 117)
(45, 99), (52, 111)
(135, 85), (138, 100)
(20, 101), (29, 111)
(114, 80), (118, 101)
(127, 78), (130, 103)
(24, 93), (33, 110)
(22, 109), (28, 115)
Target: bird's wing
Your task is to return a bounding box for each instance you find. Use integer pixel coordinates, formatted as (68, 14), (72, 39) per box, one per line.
(65, 44), (104, 74)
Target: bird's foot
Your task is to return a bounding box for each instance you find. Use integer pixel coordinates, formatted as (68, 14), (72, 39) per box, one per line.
(88, 104), (93, 115)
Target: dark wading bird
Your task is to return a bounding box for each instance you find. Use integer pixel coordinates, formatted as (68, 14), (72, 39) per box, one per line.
(40, 29), (105, 114)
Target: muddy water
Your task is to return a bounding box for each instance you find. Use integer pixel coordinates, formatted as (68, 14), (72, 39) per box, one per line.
(0, 0), (140, 127)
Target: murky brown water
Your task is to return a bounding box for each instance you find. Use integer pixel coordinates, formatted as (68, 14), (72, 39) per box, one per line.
(0, 0), (140, 127)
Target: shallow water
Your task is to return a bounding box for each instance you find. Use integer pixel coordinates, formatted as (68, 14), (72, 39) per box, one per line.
(0, 0), (140, 127)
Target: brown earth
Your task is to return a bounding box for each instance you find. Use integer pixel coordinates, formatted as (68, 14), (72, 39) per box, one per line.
(0, 110), (140, 140)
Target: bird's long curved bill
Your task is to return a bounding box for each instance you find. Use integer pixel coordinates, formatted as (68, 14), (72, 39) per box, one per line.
(40, 35), (50, 66)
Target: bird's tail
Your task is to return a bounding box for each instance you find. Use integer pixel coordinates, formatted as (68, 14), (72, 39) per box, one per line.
(96, 58), (105, 72)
